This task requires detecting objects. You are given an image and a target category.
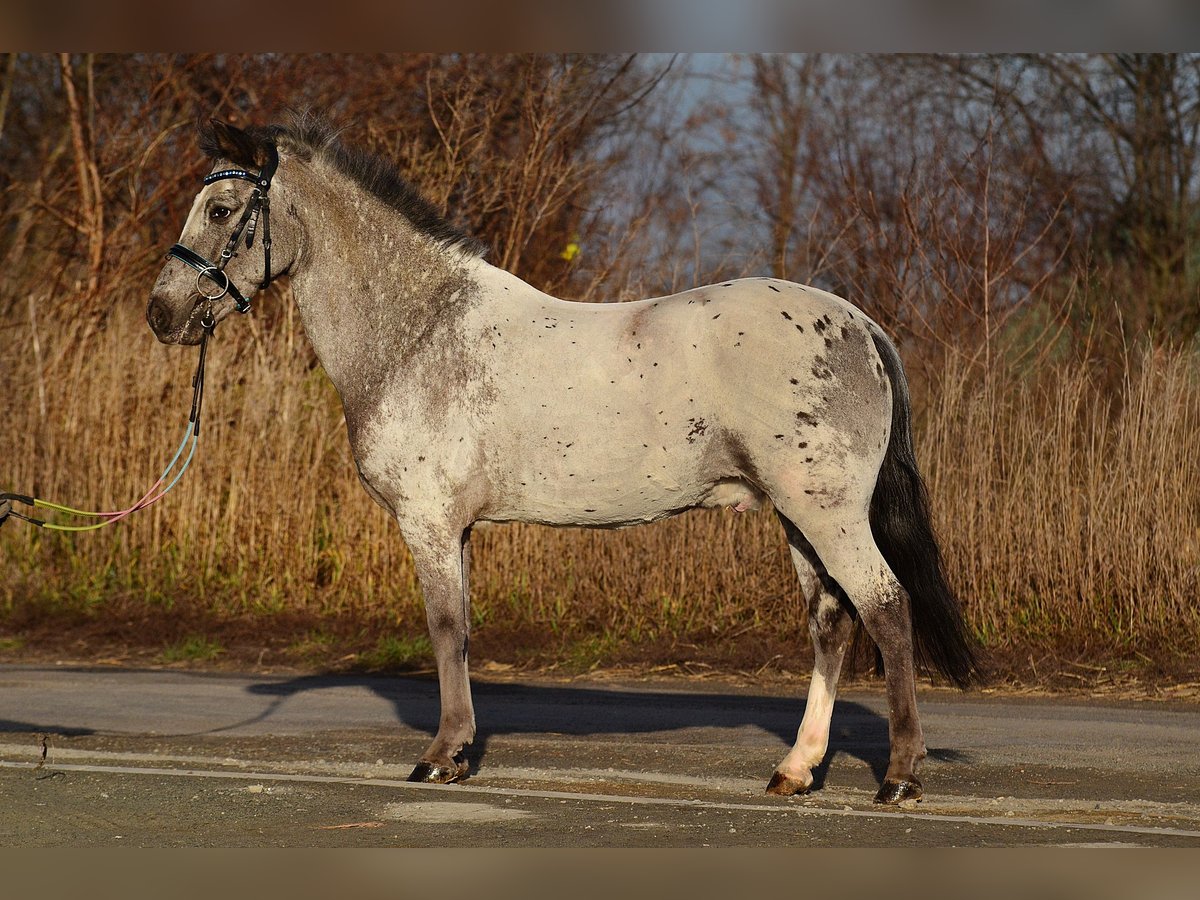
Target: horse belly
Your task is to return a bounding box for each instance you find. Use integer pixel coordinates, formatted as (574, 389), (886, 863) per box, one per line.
(482, 434), (717, 528)
(481, 362), (722, 527)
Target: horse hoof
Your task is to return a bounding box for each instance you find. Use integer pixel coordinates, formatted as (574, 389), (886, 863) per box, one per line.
(407, 758), (469, 784)
(765, 771), (811, 796)
(873, 777), (922, 805)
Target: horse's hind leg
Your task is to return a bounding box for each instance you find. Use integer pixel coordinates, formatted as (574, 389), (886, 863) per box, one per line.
(776, 507), (926, 804)
(405, 527), (475, 784)
(766, 516), (854, 797)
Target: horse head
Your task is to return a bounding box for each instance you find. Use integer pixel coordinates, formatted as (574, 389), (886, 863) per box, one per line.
(147, 119), (295, 344)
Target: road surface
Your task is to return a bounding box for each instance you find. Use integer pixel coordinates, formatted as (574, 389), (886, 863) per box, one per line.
(1, 665), (1198, 846)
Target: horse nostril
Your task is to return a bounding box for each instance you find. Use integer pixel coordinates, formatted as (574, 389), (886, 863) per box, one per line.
(147, 296), (171, 334)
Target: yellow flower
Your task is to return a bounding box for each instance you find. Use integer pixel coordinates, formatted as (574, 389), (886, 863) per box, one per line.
(560, 239), (580, 262)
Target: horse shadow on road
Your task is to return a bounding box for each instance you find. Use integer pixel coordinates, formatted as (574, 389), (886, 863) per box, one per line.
(241, 674), (969, 788)
(0, 720), (94, 737)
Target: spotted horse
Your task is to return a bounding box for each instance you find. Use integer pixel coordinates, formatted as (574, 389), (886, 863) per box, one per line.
(147, 115), (978, 805)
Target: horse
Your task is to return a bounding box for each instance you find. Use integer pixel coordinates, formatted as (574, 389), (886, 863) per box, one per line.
(147, 114), (978, 805)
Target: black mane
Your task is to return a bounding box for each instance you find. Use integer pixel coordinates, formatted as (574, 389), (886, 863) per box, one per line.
(199, 113), (486, 257)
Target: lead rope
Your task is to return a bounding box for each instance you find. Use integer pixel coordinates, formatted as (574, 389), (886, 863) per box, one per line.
(0, 309), (215, 532)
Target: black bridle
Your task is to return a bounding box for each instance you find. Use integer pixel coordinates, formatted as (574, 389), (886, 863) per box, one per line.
(166, 143), (279, 315)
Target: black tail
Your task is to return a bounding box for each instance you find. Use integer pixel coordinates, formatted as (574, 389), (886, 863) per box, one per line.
(866, 329), (979, 688)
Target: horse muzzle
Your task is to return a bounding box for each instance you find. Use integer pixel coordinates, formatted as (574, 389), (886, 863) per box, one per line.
(146, 293), (212, 346)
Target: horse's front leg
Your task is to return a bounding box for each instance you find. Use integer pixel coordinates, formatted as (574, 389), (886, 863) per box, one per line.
(405, 527), (475, 784)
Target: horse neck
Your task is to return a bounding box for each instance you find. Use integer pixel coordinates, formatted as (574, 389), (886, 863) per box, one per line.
(285, 166), (482, 419)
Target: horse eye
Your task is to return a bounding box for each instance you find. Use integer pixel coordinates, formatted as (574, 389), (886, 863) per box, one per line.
(209, 206), (232, 221)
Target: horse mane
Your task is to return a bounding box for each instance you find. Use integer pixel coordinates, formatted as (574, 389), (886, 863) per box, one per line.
(198, 112), (487, 257)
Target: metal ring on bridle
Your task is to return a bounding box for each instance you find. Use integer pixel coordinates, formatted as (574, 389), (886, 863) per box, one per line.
(196, 267), (230, 301)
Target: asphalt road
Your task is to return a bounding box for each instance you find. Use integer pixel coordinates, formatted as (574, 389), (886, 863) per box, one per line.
(1, 665), (1198, 847)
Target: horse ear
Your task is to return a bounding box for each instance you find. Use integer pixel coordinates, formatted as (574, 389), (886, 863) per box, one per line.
(200, 119), (262, 168)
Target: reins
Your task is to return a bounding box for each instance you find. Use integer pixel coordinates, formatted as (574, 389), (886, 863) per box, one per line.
(1, 143), (278, 534)
(1, 310), (214, 532)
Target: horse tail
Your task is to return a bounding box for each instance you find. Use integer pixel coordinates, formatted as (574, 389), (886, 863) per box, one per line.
(866, 326), (979, 688)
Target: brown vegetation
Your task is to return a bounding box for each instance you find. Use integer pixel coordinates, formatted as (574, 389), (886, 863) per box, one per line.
(2, 54), (1198, 683)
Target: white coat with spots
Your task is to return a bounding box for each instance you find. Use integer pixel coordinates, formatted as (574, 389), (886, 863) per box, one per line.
(148, 117), (977, 805)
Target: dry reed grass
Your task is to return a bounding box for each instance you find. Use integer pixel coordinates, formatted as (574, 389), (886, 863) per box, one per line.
(922, 342), (1200, 661)
(3, 294), (1198, 676)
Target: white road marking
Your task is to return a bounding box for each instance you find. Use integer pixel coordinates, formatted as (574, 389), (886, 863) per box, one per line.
(380, 801), (532, 823)
(3, 758), (1199, 840)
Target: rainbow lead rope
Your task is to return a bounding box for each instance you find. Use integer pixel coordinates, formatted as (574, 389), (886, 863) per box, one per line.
(0, 315), (212, 532)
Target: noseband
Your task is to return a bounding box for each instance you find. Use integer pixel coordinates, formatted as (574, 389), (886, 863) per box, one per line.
(166, 143), (279, 314)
